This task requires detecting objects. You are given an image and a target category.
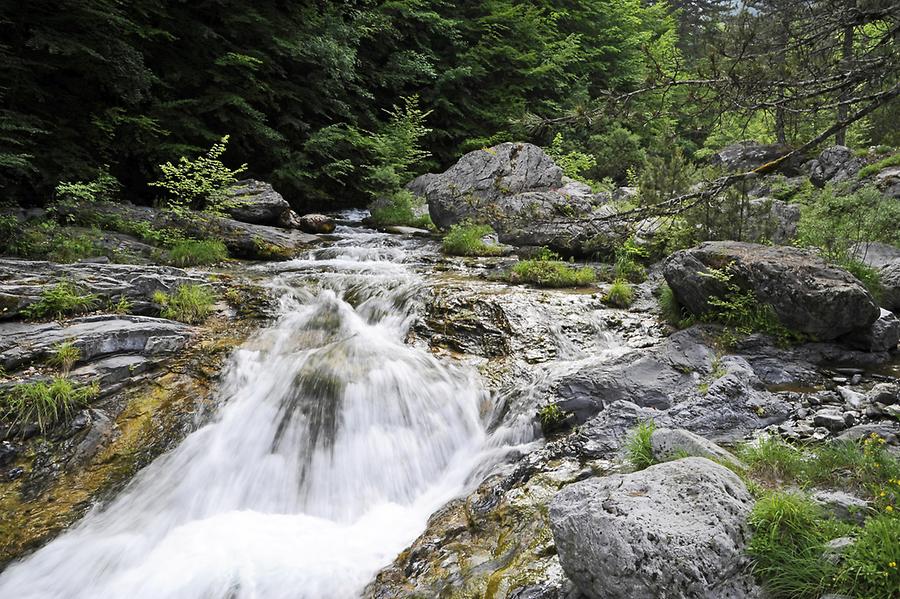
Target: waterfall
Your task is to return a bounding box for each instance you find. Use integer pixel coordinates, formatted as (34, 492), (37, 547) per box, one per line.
(0, 225), (520, 599)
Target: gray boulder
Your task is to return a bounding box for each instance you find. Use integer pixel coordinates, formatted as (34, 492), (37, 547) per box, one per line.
(881, 259), (900, 312)
(840, 308), (900, 352)
(650, 428), (744, 470)
(663, 241), (880, 339)
(811, 490), (870, 525)
(409, 143), (623, 254)
(295, 213), (336, 234)
(743, 198), (800, 244)
(810, 146), (863, 187)
(711, 140), (798, 174)
(550, 458), (758, 599)
(225, 180), (293, 226)
(851, 242), (900, 270)
(873, 165), (900, 199)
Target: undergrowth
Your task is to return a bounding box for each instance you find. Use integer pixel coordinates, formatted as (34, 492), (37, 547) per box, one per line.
(154, 284), (216, 324)
(506, 249), (596, 288)
(21, 282), (98, 320)
(604, 279), (634, 308)
(441, 223), (504, 256)
(166, 239), (229, 266)
(625, 420), (656, 471)
(0, 378), (99, 435)
(369, 190), (433, 229)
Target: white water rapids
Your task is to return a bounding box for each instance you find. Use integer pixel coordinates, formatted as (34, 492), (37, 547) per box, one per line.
(0, 222), (529, 599)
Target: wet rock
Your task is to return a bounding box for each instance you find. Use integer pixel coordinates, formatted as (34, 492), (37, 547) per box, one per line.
(295, 213), (336, 234)
(664, 241), (880, 339)
(0, 315), (192, 370)
(710, 140), (800, 174)
(550, 458), (758, 599)
(840, 308), (900, 352)
(0, 441), (17, 467)
(0, 258), (206, 319)
(68, 409), (114, 469)
(650, 428), (744, 470)
(225, 179), (294, 226)
(809, 145), (863, 187)
(811, 490), (870, 525)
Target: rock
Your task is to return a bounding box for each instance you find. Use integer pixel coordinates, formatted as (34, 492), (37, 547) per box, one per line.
(408, 143), (624, 255)
(295, 213), (336, 234)
(813, 408), (849, 432)
(840, 308), (900, 352)
(380, 225), (432, 237)
(850, 242), (900, 270)
(663, 241), (880, 339)
(0, 315), (193, 370)
(0, 259), (206, 319)
(710, 140), (799, 174)
(811, 490), (870, 525)
(822, 537), (855, 565)
(873, 165), (900, 199)
(868, 383), (899, 406)
(575, 401), (671, 458)
(837, 386), (866, 410)
(881, 259), (900, 313)
(650, 428), (744, 470)
(809, 146), (863, 187)
(224, 179), (293, 226)
(838, 422), (900, 445)
(549, 458), (758, 599)
(742, 198), (800, 244)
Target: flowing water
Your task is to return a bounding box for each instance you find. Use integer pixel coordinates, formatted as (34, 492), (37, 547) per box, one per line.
(0, 219), (528, 599)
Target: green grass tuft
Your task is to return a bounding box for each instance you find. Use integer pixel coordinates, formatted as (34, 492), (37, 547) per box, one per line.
(441, 223), (504, 256)
(858, 152), (900, 179)
(21, 282), (98, 320)
(604, 279), (634, 308)
(166, 239), (229, 266)
(154, 284), (216, 324)
(506, 249), (596, 288)
(658, 283), (686, 327)
(1, 378), (99, 435)
(48, 341), (81, 376)
(369, 190), (433, 229)
(625, 420), (656, 471)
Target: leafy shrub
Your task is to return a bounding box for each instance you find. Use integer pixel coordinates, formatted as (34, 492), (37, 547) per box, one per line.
(154, 284), (216, 324)
(368, 190), (433, 229)
(840, 258), (883, 302)
(54, 167), (120, 207)
(151, 135), (247, 215)
(166, 239), (229, 266)
(0, 219), (102, 263)
(638, 146), (697, 207)
(625, 420), (657, 471)
(507, 250), (596, 288)
(48, 341), (81, 376)
(21, 282), (98, 320)
(442, 223), (503, 256)
(545, 132), (597, 186)
(613, 237), (649, 282)
(1, 378), (99, 435)
(604, 279), (634, 308)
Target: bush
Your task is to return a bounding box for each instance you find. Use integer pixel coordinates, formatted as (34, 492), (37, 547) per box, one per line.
(54, 166), (121, 207)
(21, 282), (98, 320)
(507, 250), (596, 288)
(1, 378), (99, 435)
(545, 132), (598, 187)
(0, 219), (102, 263)
(154, 284), (216, 324)
(48, 341), (81, 376)
(442, 223), (503, 256)
(368, 190), (433, 229)
(625, 420), (656, 471)
(604, 279), (634, 308)
(613, 237), (649, 282)
(537, 403), (568, 436)
(166, 239), (229, 266)
(151, 135), (247, 215)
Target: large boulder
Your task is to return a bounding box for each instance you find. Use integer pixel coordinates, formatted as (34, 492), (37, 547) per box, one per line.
(710, 140), (799, 174)
(840, 308), (900, 352)
(549, 458), (758, 599)
(882, 259), (900, 312)
(408, 143), (624, 254)
(873, 165), (900, 199)
(664, 241), (880, 339)
(225, 180), (295, 226)
(809, 145), (863, 187)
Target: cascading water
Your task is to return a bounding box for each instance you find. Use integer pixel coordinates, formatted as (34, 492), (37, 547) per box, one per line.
(0, 221), (524, 599)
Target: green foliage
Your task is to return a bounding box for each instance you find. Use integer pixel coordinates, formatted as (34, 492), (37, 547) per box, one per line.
(1, 378), (99, 435)
(858, 153), (900, 179)
(21, 282), (98, 320)
(613, 237), (649, 282)
(368, 190), (433, 229)
(638, 146), (698, 207)
(154, 284), (216, 324)
(48, 341), (81, 376)
(54, 167), (121, 206)
(737, 435), (805, 484)
(841, 258), (884, 302)
(166, 240), (229, 267)
(545, 133), (596, 185)
(442, 223), (503, 257)
(625, 420), (657, 471)
(604, 279), (634, 308)
(507, 249), (596, 288)
(151, 136), (247, 215)
(658, 283), (687, 327)
(0, 218), (102, 263)
(536, 403), (569, 436)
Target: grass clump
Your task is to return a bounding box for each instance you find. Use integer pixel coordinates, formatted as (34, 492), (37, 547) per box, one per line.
(506, 249), (596, 288)
(858, 152), (900, 179)
(154, 284), (216, 324)
(48, 341), (81, 376)
(1, 378), (99, 435)
(604, 279), (634, 308)
(21, 282), (98, 320)
(613, 237), (649, 283)
(165, 239), (228, 266)
(369, 190), (433, 229)
(537, 403), (569, 435)
(738, 434), (805, 484)
(658, 283), (687, 327)
(625, 420), (656, 471)
(441, 223), (504, 256)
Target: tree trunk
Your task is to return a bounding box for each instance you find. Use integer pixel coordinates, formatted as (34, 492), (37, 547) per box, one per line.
(835, 23), (854, 146)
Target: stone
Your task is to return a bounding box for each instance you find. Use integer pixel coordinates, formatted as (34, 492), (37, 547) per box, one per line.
(811, 490), (870, 525)
(881, 259), (900, 313)
(873, 165), (900, 199)
(295, 213), (336, 234)
(840, 308), (900, 352)
(549, 458), (758, 599)
(813, 408), (849, 432)
(225, 179), (293, 226)
(822, 537), (855, 565)
(650, 427), (744, 470)
(850, 242), (900, 270)
(869, 383), (899, 406)
(809, 146), (863, 187)
(837, 386), (866, 410)
(742, 198), (801, 244)
(838, 422), (900, 445)
(663, 241), (880, 339)
(710, 140), (799, 174)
